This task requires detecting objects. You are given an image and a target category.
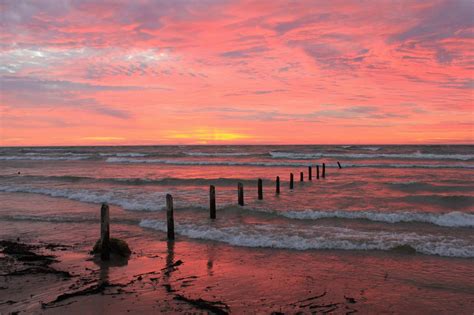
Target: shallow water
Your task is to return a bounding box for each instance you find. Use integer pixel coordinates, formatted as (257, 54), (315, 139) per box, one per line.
(0, 145), (473, 311)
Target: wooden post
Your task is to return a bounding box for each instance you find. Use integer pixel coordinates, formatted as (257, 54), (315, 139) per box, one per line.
(316, 165), (320, 179)
(276, 176), (280, 194)
(100, 203), (110, 261)
(166, 194), (175, 240)
(258, 178), (263, 200)
(210, 185), (216, 219)
(238, 182), (244, 206)
(308, 166), (312, 180)
(322, 163), (326, 178)
(300, 171), (304, 182)
(337, 161), (342, 169)
(290, 173), (294, 189)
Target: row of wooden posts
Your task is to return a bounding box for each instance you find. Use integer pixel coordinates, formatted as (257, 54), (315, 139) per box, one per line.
(99, 162), (342, 258)
(164, 162), (342, 241)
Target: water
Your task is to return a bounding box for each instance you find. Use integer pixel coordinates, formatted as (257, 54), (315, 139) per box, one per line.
(1, 145), (473, 312)
(0, 145), (473, 258)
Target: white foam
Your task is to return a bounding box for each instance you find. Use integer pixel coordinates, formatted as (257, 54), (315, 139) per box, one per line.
(106, 157), (306, 167)
(105, 157), (474, 169)
(270, 151), (474, 161)
(184, 152), (254, 157)
(99, 152), (147, 157)
(0, 185), (167, 211)
(279, 209), (474, 228)
(0, 155), (89, 161)
(139, 219), (474, 258)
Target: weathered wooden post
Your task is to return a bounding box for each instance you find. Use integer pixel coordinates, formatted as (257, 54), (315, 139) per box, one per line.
(166, 194), (175, 240)
(276, 176), (280, 194)
(290, 173), (294, 189)
(258, 178), (263, 200)
(316, 165), (320, 179)
(210, 185), (216, 219)
(300, 171), (304, 182)
(337, 161), (342, 169)
(238, 182), (244, 206)
(308, 166), (312, 180)
(100, 203), (110, 261)
(322, 163), (326, 178)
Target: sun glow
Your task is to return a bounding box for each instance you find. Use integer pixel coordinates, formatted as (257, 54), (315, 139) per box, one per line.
(166, 128), (253, 143)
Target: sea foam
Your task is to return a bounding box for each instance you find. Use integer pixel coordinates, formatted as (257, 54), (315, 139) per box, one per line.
(139, 219), (474, 258)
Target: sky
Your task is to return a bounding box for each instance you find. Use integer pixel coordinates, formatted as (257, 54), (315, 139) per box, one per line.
(0, 0), (473, 146)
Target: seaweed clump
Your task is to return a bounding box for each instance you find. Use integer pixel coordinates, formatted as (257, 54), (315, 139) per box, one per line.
(91, 238), (131, 258)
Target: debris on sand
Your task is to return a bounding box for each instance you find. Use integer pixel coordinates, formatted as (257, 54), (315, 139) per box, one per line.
(174, 294), (230, 315)
(41, 281), (127, 308)
(0, 240), (73, 278)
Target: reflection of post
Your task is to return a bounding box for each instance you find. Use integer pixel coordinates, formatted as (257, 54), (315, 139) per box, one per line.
(206, 244), (215, 276)
(99, 260), (109, 285)
(164, 240), (175, 281)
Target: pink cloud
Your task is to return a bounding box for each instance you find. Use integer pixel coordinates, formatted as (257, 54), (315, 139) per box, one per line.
(1, 0), (472, 145)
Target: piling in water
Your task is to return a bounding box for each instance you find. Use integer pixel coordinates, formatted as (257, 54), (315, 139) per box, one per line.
(300, 172), (304, 182)
(238, 182), (244, 206)
(166, 194), (175, 240)
(210, 185), (216, 219)
(316, 165), (320, 179)
(258, 178), (263, 200)
(276, 176), (280, 194)
(322, 163), (326, 178)
(308, 166), (312, 180)
(100, 203), (110, 261)
(337, 161), (342, 169)
(290, 173), (294, 189)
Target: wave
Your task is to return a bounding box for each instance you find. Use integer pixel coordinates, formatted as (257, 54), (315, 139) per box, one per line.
(270, 151), (474, 161)
(105, 157), (474, 169)
(0, 214), (139, 225)
(404, 195), (474, 208)
(0, 155), (90, 161)
(99, 152), (148, 157)
(0, 185), (168, 211)
(24, 152), (91, 157)
(0, 174), (256, 187)
(184, 152), (256, 157)
(139, 219), (474, 258)
(360, 146), (381, 151)
(106, 157), (308, 167)
(274, 209), (474, 228)
(387, 181), (474, 193)
(346, 163), (474, 169)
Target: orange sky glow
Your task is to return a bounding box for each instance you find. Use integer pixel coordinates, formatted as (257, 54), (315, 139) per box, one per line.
(0, 0), (473, 145)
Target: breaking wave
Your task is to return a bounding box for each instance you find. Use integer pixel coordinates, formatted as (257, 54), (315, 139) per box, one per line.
(270, 151), (474, 161)
(139, 219), (474, 258)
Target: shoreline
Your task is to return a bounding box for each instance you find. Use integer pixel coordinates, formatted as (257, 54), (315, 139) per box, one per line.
(2, 230), (473, 314)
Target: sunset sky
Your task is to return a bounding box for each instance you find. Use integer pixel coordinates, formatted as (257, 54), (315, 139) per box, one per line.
(0, 0), (473, 145)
